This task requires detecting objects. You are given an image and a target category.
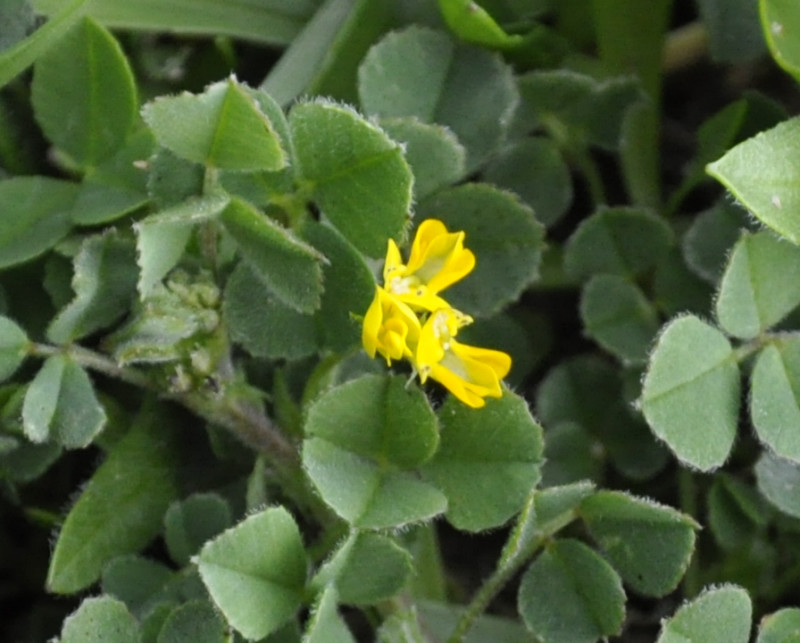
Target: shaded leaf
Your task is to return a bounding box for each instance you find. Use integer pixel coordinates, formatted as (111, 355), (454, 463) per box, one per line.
(312, 532), (413, 605)
(0, 176), (78, 268)
(417, 184), (544, 316)
(519, 539), (625, 643)
(358, 26), (518, 171)
(220, 197), (325, 314)
(46, 401), (179, 593)
(581, 491), (698, 597)
(0, 315), (28, 382)
(164, 493), (233, 568)
(47, 231), (138, 343)
(755, 451), (800, 518)
(564, 206), (673, 281)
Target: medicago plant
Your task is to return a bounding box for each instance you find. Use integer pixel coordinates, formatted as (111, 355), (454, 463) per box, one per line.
(1, 0), (800, 641)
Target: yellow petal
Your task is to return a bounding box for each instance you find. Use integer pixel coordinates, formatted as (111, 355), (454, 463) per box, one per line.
(405, 219), (475, 294)
(383, 238), (405, 284)
(414, 308), (511, 407)
(361, 286), (421, 365)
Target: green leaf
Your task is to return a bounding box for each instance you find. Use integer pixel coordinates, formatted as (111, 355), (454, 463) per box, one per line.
(0, 0), (35, 52)
(716, 230), (800, 339)
(105, 272), (221, 366)
(197, 507), (307, 641)
(0, 176), (78, 268)
(302, 375), (445, 529)
(413, 600), (532, 643)
(304, 586), (356, 643)
(290, 100), (412, 257)
(761, 0), (800, 81)
(580, 274), (660, 365)
(300, 220), (375, 353)
(656, 585), (752, 643)
(47, 231), (138, 343)
(312, 531), (413, 605)
(135, 194), (230, 299)
(654, 248), (714, 317)
(358, 26), (518, 172)
(422, 390), (543, 532)
(751, 339), (800, 462)
(261, 0), (391, 106)
(60, 595), (139, 643)
(46, 401), (179, 593)
(580, 491), (698, 597)
(0, 0), (89, 89)
(483, 137), (573, 228)
(101, 555), (174, 615)
(223, 262), (317, 361)
(518, 539), (625, 643)
(707, 117), (800, 244)
(536, 355), (668, 481)
(536, 355), (620, 432)
(417, 184), (544, 316)
(142, 78), (287, 172)
(438, 0), (524, 48)
(755, 451), (800, 518)
(71, 127), (154, 225)
(757, 607), (800, 643)
(682, 200), (751, 284)
(157, 600), (229, 643)
(379, 117), (466, 200)
(22, 355), (106, 449)
(32, 17), (136, 167)
(164, 493), (233, 568)
(564, 206), (674, 281)
(517, 70), (643, 151)
(708, 474), (768, 551)
(541, 422), (603, 487)
(32, 0), (317, 46)
(220, 197), (325, 314)
(147, 147), (205, 209)
(500, 481), (595, 570)
(696, 0), (766, 62)
(0, 315), (28, 382)
(640, 316), (741, 471)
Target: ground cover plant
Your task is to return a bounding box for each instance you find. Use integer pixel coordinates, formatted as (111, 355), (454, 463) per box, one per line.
(1, 0), (800, 641)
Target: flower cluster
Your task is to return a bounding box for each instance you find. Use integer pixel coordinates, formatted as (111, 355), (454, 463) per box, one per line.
(362, 219), (511, 408)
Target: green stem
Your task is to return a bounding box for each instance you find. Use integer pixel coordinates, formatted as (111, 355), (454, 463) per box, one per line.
(28, 342), (334, 527)
(447, 494), (580, 642)
(570, 146), (607, 208)
(678, 467), (701, 598)
(446, 552), (530, 643)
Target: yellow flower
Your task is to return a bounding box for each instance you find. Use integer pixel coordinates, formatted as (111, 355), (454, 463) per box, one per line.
(415, 308), (512, 408)
(383, 219), (475, 311)
(362, 286), (421, 365)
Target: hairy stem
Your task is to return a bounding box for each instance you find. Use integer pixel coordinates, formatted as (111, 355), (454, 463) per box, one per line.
(28, 341), (333, 525)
